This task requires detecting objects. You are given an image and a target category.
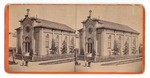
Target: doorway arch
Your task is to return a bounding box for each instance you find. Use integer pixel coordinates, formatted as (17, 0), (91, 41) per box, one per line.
(25, 37), (30, 52)
(87, 38), (93, 53)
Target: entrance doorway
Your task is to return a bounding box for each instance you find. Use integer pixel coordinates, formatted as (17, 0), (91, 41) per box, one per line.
(87, 38), (93, 53)
(25, 37), (30, 52)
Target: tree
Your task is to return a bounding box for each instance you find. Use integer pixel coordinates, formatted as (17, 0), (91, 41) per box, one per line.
(61, 40), (67, 54)
(70, 38), (75, 53)
(112, 40), (120, 55)
(123, 41), (129, 55)
(139, 44), (142, 54)
(50, 39), (56, 54)
(131, 38), (137, 54)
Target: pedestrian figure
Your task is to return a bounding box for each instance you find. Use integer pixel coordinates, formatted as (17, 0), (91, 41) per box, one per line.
(74, 49), (80, 65)
(24, 52), (30, 66)
(87, 52), (92, 67)
(84, 52), (92, 67)
(12, 49), (17, 63)
(84, 53), (88, 67)
(21, 52), (30, 66)
(21, 52), (25, 66)
(10, 49), (18, 65)
(29, 49), (33, 61)
(92, 50), (96, 62)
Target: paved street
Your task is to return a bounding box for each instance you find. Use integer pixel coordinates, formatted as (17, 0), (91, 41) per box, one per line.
(9, 57), (142, 73)
(9, 59), (75, 72)
(75, 60), (142, 72)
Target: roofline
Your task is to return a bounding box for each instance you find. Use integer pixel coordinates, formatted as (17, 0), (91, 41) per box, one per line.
(97, 27), (140, 35)
(15, 27), (21, 30)
(78, 28), (82, 31)
(34, 26), (76, 33)
(78, 27), (139, 35)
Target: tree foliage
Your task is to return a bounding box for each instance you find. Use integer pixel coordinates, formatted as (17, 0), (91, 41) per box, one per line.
(50, 39), (56, 54)
(112, 40), (120, 55)
(70, 38), (75, 53)
(61, 40), (67, 54)
(123, 41), (129, 55)
(139, 44), (142, 54)
(131, 38), (137, 54)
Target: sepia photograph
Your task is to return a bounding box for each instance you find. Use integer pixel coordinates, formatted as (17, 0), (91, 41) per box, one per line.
(6, 4), (144, 73)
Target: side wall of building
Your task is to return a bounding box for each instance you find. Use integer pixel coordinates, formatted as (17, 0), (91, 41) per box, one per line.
(36, 28), (75, 56)
(100, 29), (139, 57)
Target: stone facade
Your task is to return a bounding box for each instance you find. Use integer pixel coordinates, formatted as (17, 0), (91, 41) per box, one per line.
(78, 12), (140, 59)
(16, 10), (75, 60)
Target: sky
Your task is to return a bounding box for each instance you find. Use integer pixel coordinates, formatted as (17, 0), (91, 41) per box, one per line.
(9, 4), (144, 47)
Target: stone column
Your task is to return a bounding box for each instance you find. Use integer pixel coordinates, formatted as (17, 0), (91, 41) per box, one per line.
(52, 29), (54, 39)
(38, 28), (43, 55)
(58, 34), (61, 54)
(131, 33), (133, 55)
(60, 31), (63, 54)
(78, 33), (81, 54)
(68, 33), (71, 53)
(136, 36), (139, 55)
(32, 30), (35, 54)
(83, 25), (86, 54)
(94, 28), (97, 55)
(129, 35), (132, 55)
(16, 32), (18, 53)
(22, 42), (25, 53)
(20, 27), (23, 54)
(101, 29), (104, 56)
(122, 32), (125, 55)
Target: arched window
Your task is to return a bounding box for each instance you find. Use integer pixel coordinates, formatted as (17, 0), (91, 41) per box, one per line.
(46, 34), (49, 48)
(25, 37), (30, 52)
(132, 37), (137, 54)
(71, 37), (74, 47)
(65, 36), (67, 42)
(55, 35), (59, 46)
(118, 36), (121, 54)
(65, 36), (67, 50)
(133, 38), (136, 48)
(88, 38), (93, 53)
(55, 35), (59, 53)
(108, 35), (111, 49)
(70, 37), (74, 53)
(123, 37), (129, 55)
(61, 36), (67, 54)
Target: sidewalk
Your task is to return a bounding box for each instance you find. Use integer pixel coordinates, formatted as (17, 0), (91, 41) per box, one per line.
(100, 57), (142, 66)
(76, 60), (142, 72)
(9, 57), (75, 72)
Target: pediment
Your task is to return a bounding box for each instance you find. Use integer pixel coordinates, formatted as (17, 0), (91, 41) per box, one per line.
(82, 18), (96, 27)
(21, 17), (33, 26)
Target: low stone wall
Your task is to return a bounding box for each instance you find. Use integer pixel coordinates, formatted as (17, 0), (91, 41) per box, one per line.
(101, 57), (142, 66)
(15, 54), (23, 60)
(32, 54), (74, 61)
(15, 53), (74, 62)
(78, 54), (142, 62)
